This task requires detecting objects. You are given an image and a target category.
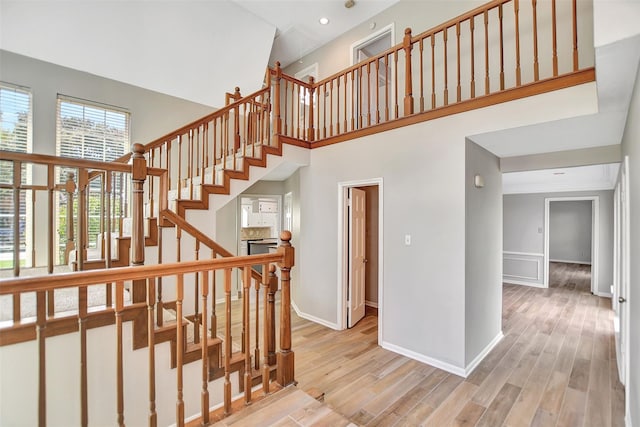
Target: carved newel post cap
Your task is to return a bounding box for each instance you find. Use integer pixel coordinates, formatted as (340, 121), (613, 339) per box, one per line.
(234, 87), (241, 95)
(269, 264), (277, 274)
(280, 230), (292, 243)
(275, 61), (281, 68)
(405, 27), (412, 35)
(131, 143), (145, 155)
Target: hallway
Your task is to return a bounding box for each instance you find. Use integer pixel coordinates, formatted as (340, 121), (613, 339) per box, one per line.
(292, 274), (624, 426)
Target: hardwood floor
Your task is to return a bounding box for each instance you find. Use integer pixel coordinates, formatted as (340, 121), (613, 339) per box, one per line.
(289, 262), (625, 426)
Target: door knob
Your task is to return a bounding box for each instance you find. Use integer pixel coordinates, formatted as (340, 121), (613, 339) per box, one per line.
(619, 297), (626, 303)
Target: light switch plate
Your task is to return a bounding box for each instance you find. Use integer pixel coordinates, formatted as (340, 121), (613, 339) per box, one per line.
(405, 234), (411, 245)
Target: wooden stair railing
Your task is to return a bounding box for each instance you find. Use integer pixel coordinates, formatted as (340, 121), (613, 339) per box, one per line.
(0, 231), (295, 427)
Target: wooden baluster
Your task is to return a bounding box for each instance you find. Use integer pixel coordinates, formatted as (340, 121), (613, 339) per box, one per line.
(419, 39), (425, 112)
(262, 264), (275, 393)
(431, 35), (436, 108)
(46, 166), (54, 274)
(290, 81), (295, 138)
(30, 190), (35, 268)
(79, 284), (88, 427)
(514, 0), (522, 86)
(308, 77), (315, 142)
(176, 273), (185, 426)
(64, 172), (76, 268)
(105, 172), (112, 268)
(552, 0), (558, 76)
(484, 10), (490, 94)
(532, 0), (539, 81)
(211, 249), (217, 338)
(375, 59), (381, 123)
(283, 81), (289, 138)
(166, 141), (172, 195)
(572, 0), (578, 71)
(177, 135), (183, 197)
(12, 160), (20, 277)
(394, 51), (399, 118)
(296, 84), (301, 139)
(277, 231), (295, 386)
(212, 120), (218, 182)
(499, 4), (505, 90)
(255, 272), (261, 371)
(358, 67), (363, 128)
(470, 17), (476, 99)
(330, 80), (334, 136)
(323, 82), (327, 137)
(224, 268), (232, 415)
(194, 240), (200, 344)
(200, 270), (210, 426)
(77, 168), (88, 271)
(37, 290), (46, 426)
(336, 77), (341, 134)
(385, 54), (390, 120)
(243, 266), (252, 404)
(147, 278), (158, 427)
(131, 143), (147, 303)
(343, 73), (348, 131)
(203, 123), (209, 181)
(403, 28), (414, 115)
(456, 22), (462, 102)
(156, 224), (163, 327)
(350, 72), (355, 130)
(268, 265), (277, 367)
(115, 280), (125, 426)
(234, 88), (241, 156)
(149, 149), (155, 217)
(443, 28), (449, 106)
(188, 129), (194, 199)
(366, 62), (371, 126)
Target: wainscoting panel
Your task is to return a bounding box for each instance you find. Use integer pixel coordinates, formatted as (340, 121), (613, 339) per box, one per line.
(503, 251), (545, 287)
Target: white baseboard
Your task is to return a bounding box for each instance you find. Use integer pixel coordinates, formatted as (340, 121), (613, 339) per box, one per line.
(626, 413), (633, 427)
(291, 300), (340, 330)
(380, 341), (466, 377)
(594, 291), (613, 298)
(503, 279), (546, 288)
(365, 300), (378, 308)
(464, 331), (504, 377)
(549, 259), (592, 265)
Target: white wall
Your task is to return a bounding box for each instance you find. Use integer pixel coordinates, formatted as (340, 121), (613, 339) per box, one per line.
(503, 190), (614, 294)
(465, 140), (503, 368)
(295, 81), (597, 372)
(0, 1), (275, 108)
(619, 48), (640, 427)
(549, 200), (593, 264)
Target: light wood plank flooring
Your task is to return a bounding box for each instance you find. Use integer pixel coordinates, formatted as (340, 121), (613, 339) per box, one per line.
(288, 262), (625, 426)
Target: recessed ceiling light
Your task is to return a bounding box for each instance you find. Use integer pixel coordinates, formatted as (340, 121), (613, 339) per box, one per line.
(319, 17), (330, 25)
(553, 172), (565, 175)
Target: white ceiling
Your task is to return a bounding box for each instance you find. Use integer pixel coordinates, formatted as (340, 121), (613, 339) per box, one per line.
(232, 0), (400, 68)
(502, 163), (620, 194)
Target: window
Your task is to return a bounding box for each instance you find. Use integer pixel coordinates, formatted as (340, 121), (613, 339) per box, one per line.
(0, 83), (32, 264)
(56, 96), (130, 258)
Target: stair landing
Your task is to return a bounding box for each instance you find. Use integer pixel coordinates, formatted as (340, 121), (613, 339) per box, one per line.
(209, 386), (355, 427)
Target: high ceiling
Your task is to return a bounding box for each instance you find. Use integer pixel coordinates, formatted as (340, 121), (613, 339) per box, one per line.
(231, 0), (400, 68)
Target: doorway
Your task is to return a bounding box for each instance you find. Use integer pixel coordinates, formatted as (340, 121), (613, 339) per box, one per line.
(543, 196), (599, 293)
(338, 179), (383, 340)
(350, 24), (394, 126)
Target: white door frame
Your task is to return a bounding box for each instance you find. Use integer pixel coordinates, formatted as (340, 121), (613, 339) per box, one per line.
(337, 178), (384, 344)
(543, 196), (599, 293)
(619, 156), (631, 420)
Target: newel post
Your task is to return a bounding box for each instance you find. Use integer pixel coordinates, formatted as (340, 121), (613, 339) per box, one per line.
(307, 76), (315, 142)
(273, 62), (282, 144)
(131, 143), (147, 303)
(276, 231), (295, 386)
(403, 27), (414, 116)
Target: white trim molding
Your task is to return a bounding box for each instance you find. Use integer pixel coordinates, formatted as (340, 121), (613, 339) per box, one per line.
(464, 332), (504, 377)
(381, 341), (466, 377)
(365, 300), (379, 308)
(549, 258), (592, 265)
(503, 251), (544, 286)
(291, 301), (340, 330)
(503, 279), (547, 288)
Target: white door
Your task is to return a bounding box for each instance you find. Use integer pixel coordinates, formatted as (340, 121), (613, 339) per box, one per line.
(348, 187), (366, 328)
(616, 157), (630, 384)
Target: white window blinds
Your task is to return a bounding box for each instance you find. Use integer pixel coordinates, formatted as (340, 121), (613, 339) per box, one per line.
(0, 83), (32, 154)
(56, 96), (130, 162)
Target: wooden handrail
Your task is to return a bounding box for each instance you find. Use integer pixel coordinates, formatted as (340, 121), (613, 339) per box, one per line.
(0, 252), (283, 294)
(0, 150), (132, 173)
